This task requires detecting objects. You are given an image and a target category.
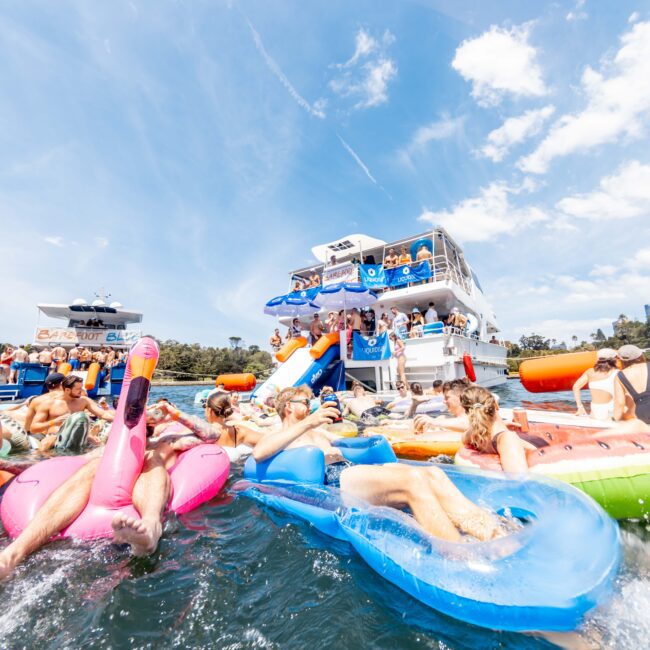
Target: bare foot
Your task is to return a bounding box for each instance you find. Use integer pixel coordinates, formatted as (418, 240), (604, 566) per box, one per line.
(111, 513), (162, 557)
(0, 547), (21, 581)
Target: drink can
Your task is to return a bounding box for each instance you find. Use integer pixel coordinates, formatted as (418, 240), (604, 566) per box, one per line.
(512, 407), (529, 433)
(321, 393), (343, 422)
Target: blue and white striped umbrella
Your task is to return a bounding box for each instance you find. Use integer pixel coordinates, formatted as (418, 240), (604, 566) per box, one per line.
(312, 282), (377, 311)
(264, 293), (319, 317)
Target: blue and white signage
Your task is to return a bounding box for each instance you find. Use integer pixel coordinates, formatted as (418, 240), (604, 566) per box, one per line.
(352, 331), (390, 360)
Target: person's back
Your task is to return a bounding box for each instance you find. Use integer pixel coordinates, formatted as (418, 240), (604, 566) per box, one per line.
(615, 346), (650, 424)
(38, 348), (52, 365)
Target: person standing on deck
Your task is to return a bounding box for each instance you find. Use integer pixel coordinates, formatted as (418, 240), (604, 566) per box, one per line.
(51, 345), (67, 370)
(309, 314), (325, 345)
(68, 345), (81, 369)
(425, 302), (438, 324)
(38, 347), (53, 368)
(10, 345), (29, 383)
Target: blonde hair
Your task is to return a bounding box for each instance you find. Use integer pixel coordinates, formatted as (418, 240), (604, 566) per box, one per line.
(460, 386), (498, 453)
(276, 385), (313, 421)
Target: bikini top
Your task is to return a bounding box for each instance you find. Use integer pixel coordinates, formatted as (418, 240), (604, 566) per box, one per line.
(618, 363), (650, 424)
(588, 370), (618, 398)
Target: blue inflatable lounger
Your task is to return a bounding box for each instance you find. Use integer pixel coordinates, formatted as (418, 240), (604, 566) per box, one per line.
(235, 436), (620, 633)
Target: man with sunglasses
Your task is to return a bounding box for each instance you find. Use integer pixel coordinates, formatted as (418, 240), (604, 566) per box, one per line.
(252, 384), (503, 542)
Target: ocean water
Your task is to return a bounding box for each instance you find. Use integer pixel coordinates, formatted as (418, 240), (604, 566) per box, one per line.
(0, 381), (649, 649)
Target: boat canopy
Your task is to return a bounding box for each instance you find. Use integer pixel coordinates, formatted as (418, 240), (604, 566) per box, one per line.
(311, 234), (387, 264)
(37, 303), (143, 327)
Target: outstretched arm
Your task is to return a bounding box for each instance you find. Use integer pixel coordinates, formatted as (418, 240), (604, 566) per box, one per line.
(84, 397), (115, 421)
(252, 404), (339, 462)
(166, 407), (223, 442)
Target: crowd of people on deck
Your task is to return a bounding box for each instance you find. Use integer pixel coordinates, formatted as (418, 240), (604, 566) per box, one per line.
(0, 342), (648, 580)
(0, 344), (127, 384)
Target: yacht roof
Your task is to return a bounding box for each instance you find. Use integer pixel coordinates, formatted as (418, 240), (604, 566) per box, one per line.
(311, 233), (387, 263)
(37, 303), (143, 325)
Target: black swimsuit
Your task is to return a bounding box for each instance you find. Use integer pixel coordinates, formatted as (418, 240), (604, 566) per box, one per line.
(618, 363), (650, 424)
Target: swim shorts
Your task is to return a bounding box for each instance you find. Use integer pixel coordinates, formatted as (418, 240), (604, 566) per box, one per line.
(55, 412), (91, 451)
(324, 460), (353, 487)
(359, 405), (390, 426)
(0, 414), (30, 452)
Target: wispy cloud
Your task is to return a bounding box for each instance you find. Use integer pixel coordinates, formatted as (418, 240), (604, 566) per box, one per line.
(452, 23), (547, 106)
(556, 160), (650, 219)
(479, 106), (555, 162)
(244, 15), (326, 119)
(329, 29), (397, 110)
(398, 115), (464, 166)
(418, 181), (548, 242)
(338, 135), (377, 184)
(519, 21), (650, 174)
(566, 0), (588, 22)
(44, 236), (65, 247)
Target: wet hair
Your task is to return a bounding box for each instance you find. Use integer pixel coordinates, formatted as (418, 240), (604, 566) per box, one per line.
(594, 358), (618, 372)
(206, 393), (234, 419)
(460, 386), (499, 453)
(410, 382), (423, 396)
(441, 378), (471, 396)
(276, 385), (313, 421)
(62, 375), (82, 390)
(432, 380), (443, 389)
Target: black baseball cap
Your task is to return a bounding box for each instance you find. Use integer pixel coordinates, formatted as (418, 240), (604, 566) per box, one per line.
(44, 372), (65, 391)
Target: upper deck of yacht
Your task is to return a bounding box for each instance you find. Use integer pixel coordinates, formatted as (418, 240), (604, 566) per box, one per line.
(286, 228), (500, 336)
(33, 298), (142, 348)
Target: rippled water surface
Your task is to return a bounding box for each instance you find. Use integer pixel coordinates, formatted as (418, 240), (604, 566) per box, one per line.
(1, 381), (649, 649)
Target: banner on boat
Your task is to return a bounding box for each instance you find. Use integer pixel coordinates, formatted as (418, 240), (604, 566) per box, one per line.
(352, 331), (390, 361)
(323, 262), (358, 286)
(360, 264), (388, 289)
(386, 261), (432, 286)
(34, 327), (141, 347)
(293, 287), (321, 301)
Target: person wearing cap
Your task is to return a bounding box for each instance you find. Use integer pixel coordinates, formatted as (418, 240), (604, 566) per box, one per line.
(613, 345), (650, 428)
(572, 348), (619, 420)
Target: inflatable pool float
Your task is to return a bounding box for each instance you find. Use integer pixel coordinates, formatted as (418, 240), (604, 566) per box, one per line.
(387, 396), (445, 415)
(1, 338), (231, 540)
(364, 425), (461, 458)
(456, 431), (650, 519)
(236, 443), (619, 632)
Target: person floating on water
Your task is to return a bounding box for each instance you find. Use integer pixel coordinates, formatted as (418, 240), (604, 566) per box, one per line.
(252, 385), (504, 543)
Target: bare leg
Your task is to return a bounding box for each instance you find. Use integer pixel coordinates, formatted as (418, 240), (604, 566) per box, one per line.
(0, 457), (99, 579)
(397, 357), (407, 386)
(340, 464), (501, 542)
(111, 449), (171, 556)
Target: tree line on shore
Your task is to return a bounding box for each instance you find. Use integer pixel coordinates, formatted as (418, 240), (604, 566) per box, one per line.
(507, 315), (650, 372)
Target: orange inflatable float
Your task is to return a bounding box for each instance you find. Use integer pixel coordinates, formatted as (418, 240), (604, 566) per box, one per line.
(215, 373), (256, 392)
(0, 470), (14, 489)
(57, 362), (72, 376)
(310, 332), (340, 359)
(519, 351), (598, 393)
(275, 336), (308, 363)
(84, 362), (101, 391)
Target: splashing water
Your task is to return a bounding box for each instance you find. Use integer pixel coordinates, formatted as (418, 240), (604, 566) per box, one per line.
(0, 382), (648, 649)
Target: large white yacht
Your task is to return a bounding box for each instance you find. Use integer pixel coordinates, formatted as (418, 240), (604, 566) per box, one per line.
(258, 228), (507, 398)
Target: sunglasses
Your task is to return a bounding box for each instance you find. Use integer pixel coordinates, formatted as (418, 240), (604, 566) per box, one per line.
(289, 398), (311, 408)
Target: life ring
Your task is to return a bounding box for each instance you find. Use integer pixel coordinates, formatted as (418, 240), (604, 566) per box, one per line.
(0, 338), (231, 541)
(463, 352), (476, 382)
(409, 238), (433, 261)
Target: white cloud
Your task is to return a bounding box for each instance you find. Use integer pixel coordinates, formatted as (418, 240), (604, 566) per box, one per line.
(480, 105), (555, 162)
(337, 135), (377, 184)
(418, 181), (548, 242)
(513, 317), (613, 344)
(451, 23), (547, 106)
(556, 160), (650, 219)
(44, 236), (64, 247)
(629, 246), (650, 269)
(398, 115), (464, 166)
(566, 0), (588, 22)
(629, 12), (640, 24)
(330, 29), (397, 109)
(245, 16), (325, 119)
(519, 21), (650, 174)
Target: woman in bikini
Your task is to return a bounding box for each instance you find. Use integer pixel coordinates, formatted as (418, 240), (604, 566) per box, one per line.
(459, 386), (550, 472)
(572, 348), (619, 420)
(389, 332), (408, 387)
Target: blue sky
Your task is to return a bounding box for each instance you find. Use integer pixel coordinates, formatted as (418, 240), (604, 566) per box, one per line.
(1, 0), (649, 348)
